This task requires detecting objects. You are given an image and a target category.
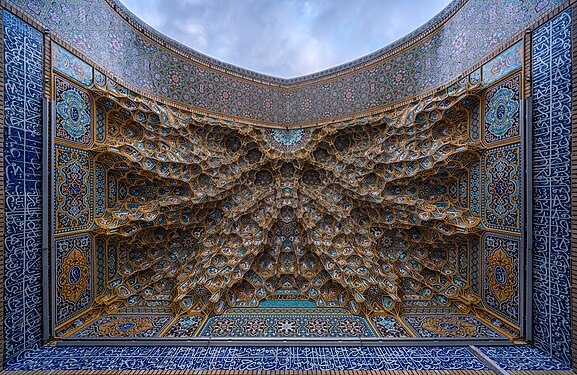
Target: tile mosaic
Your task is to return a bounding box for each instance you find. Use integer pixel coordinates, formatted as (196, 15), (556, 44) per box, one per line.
(72, 314), (173, 338)
(482, 73), (521, 146)
(199, 311), (376, 338)
(531, 8), (573, 367)
(55, 233), (93, 326)
(2, 9), (44, 364)
(481, 232), (520, 325)
(55, 75), (93, 146)
(482, 41), (523, 86)
(3, 0), (565, 126)
(479, 346), (571, 370)
(402, 314), (503, 338)
(5, 345), (490, 371)
(53, 145), (94, 233)
(481, 143), (521, 233)
(53, 42), (93, 86)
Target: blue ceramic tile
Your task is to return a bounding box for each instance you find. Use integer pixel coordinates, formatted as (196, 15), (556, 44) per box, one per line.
(2, 10), (44, 364)
(4, 346), (492, 371)
(480, 346), (571, 370)
(531, 8), (573, 367)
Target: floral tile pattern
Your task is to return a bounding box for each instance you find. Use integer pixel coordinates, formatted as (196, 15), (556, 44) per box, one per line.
(55, 233), (94, 326)
(4, 0), (566, 126)
(481, 143), (521, 233)
(482, 232), (520, 325)
(482, 74), (520, 146)
(55, 75), (93, 146)
(402, 315), (503, 338)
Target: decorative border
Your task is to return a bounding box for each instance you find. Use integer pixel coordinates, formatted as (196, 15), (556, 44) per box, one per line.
(570, 3), (577, 372)
(0, 8), (5, 370)
(105, 0), (469, 86)
(1, 0), (572, 128)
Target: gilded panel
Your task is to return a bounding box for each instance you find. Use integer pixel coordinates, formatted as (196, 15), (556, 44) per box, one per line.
(481, 232), (520, 325)
(72, 314), (172, 338)
(55, 233), (94, 326)
(481, 41), (523, 86)
(402, 314), (503, 338)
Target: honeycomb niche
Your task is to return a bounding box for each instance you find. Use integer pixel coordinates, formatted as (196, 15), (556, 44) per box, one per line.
(50, 39), (524, 341)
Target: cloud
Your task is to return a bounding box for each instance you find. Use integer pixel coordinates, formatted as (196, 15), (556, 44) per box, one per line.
(120, 0), (452, 78)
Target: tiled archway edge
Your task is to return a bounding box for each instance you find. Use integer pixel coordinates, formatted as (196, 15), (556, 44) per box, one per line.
(0, 372), (575, 375)
(3, 346), (570, 372)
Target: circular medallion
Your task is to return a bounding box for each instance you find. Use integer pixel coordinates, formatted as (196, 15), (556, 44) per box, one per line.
(68, 265), (82, 285)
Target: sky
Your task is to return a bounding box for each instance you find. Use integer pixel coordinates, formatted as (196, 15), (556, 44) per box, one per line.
(119, 0), (452, 78)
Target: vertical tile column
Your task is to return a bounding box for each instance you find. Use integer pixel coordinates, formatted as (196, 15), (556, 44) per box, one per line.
(531, 8), (573, 367)
(2, 10), (44, 364)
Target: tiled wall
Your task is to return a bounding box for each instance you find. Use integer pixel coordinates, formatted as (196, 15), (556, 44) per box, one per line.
(478, 49), (523, 335)
(52, 52), (96, 332)
(4, 345), (572, 371)
(1, 0), (567, 126)
(2, 10), (44, 363)
(531, 8), (573, 367)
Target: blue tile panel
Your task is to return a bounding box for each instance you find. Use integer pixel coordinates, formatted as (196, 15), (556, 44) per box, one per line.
(531, 8), (573, 367)
(5, 345), (572, 371)
(479, 346), (571, 371)
(6, 346), (487, 371)
(2, 10), (44, 364)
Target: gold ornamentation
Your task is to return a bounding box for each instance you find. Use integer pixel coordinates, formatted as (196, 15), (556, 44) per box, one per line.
(59, 248), (89, 302)
(421, 317), (477, 336)
(97, 317), (154, 337)
(487, 248), (516, 302)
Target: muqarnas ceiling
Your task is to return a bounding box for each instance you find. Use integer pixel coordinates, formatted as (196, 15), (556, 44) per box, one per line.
(53, 41), (523, 340)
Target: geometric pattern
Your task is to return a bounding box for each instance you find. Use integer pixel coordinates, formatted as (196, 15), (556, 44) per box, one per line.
(481, 143), (521, 232)
(468, 100), (480, 142)
(199, 310), (377, 338)
(52, 42), (93, 86)
(6, 0), (565, 126)
(469, 161), (480, 216)
(402, 315), (503, 338)
(482, 74), (520, 146)
(481, 232), (519, 324)
(72, 315), (172, 338)
(54, 145), (94, 233)
(55, 75), (93, 146)
(2, 9), (44, 363)
(95, 162), (106, 217)
(531, 8), (573, 367)
(55, 233), (93, 326)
